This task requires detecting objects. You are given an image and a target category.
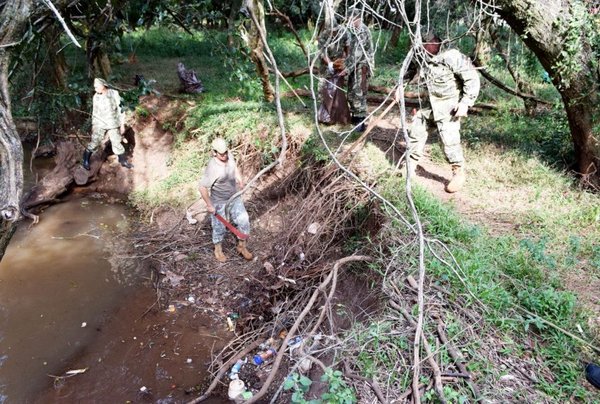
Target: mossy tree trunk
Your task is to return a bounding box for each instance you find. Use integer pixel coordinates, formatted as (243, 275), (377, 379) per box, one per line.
(0, 0), (31, 260)
(496, 0), (600, 183)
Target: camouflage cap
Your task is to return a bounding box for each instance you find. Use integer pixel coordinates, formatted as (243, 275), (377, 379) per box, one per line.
(93, 77), (109, 88)
(211, 137), (228, 154)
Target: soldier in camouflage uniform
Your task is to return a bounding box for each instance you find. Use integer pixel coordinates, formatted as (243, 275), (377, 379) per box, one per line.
(81, 78), (133, 170)
(199, 138), (253, 263)
(341, 7), (374, 132)
(405, 34), (480, 193)
(316, 21), (350, 124)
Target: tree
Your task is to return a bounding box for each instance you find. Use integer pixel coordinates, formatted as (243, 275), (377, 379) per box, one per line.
(495, 0), (600, 183)
(241, 0), (274, 102)
(0, 0), (78, 260)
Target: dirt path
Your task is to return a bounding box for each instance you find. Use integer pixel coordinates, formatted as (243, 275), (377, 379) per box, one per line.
(370, 114), (600, 336)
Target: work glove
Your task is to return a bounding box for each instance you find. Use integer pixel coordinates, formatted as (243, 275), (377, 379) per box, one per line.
(332, 58), (345, 72)
(327, 62), (334, 75)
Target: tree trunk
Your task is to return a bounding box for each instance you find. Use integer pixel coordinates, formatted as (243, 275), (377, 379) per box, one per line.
(45, 26), (69, 88)
(0, 0), (31, 259)
(0, 0), (31, 219)
(495, 0), (600, 182)
(243, 0), (274, 102)
(227, 0), (242, 47)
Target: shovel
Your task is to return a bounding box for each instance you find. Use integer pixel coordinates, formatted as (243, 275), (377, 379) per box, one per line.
(214, 213), (248, 240)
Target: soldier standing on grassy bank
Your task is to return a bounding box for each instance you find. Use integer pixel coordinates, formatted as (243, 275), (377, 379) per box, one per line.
(82, 78), (133, 170)
(402, 34), (480, 193)
(199, 138), (253, 263)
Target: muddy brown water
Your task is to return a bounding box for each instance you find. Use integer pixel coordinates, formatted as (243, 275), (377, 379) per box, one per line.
(0, 152), (228, 403)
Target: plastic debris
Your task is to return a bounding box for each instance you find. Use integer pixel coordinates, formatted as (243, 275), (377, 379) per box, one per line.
(187, 296), (196, 304)
(307, 222), (320, 235)
(229, 358), (246, 380)
(186, 358), (193, 364)
(226, 317), (235, 332)
(65, 368), (88, 376)
(253, 348), (277, 365)
(81, 322), (87, 328)
(167, 304), (176, 313)
(228, 379), (245, 400)
(288, 336), (303, 347)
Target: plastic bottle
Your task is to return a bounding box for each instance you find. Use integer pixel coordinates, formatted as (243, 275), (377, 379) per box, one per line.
(253, 348), (277, 365)
(288, 336), (303, 347)
(228, 379), (245, 400)
(229, 358), (245, 380)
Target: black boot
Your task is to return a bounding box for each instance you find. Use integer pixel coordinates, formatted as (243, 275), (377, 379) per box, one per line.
(118, 154), (133, 169)
(351, 116), (366, 132)
(82, 149), (92, 171)
(586, 363), (600, 389)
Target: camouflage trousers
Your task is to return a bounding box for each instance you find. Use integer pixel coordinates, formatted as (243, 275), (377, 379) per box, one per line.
(87, 127), (125, 155)
(211, 197), (250, 244)
(408, 107), (464, 166)
(347, 65), (369, 118)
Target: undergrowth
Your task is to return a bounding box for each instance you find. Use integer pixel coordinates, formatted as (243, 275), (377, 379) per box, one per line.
(111, 26), (598, 401)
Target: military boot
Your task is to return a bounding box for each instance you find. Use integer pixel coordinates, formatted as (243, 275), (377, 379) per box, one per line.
(445, 165), (466, 193)
(118, 154), (134, 169)
(236, 240), (253, 261)
(351, 116), (366, 133)
(82, 149), (92, 171)
(214, 243), (227, 262)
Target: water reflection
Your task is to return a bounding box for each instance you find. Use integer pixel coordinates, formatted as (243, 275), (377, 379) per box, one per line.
(0, 198), (140, 403)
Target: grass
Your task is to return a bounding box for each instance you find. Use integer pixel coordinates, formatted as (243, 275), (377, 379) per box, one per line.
(49, 25), (599, 400)
(356, 114), (599, 399)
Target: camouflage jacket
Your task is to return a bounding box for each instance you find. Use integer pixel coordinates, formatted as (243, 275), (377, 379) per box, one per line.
(92, 89), (124, 130)
(317, 26), (347, 64)
(420, 49), (480, 108)
(344, 23), (374, 73)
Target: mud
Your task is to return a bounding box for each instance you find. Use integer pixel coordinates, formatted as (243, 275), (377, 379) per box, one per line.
(34, 287), (229, 403)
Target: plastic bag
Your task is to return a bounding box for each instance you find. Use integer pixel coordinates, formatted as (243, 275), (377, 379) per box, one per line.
(318, 74), (351, 125)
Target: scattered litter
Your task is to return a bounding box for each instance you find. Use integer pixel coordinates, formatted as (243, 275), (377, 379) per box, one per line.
(226, 317), (235, 332)
(307, 222), (320, 234)
(299, 358), (312, 373)
(277, 275), (297, 285)
(186, 358), (193, 364)
(229, 358), (246, 380)
(48, 367), (88, 381)
(187, 296), (196, 304)
(163, 271), (185, 287)
(228, 379), (246, 400)
(288, 336), (303, 347)
(253, 348), (277, 365)
(65, 368), (88, 376)
(167, 304), (176, 313)
(81, 322), (87, 328)
(140, 386), (148, 393)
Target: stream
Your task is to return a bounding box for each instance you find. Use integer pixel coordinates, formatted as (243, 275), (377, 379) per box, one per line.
(0, 152), (227, 403)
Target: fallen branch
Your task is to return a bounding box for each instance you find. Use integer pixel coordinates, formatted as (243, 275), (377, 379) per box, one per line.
(389, 300), (447, 404)
(436, 320), (482, 402)
(344, 360), (388, 404)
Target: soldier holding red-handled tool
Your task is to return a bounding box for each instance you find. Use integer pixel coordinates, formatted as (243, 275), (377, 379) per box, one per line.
(199, 138), (253, 263)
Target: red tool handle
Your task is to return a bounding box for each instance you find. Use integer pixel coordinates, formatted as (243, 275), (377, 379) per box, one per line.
(214, 213), (248, 240)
